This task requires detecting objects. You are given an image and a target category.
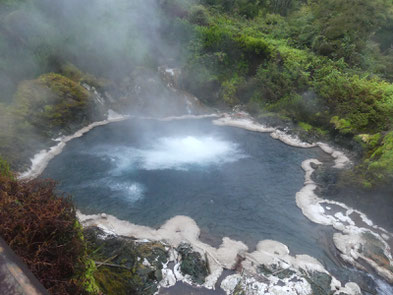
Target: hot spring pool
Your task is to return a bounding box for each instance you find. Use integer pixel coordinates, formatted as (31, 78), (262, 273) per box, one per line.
(42, 118), (336, 263)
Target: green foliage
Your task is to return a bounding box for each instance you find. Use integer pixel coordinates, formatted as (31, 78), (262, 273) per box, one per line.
(81, 259), (100, 294)
(202, 0), (300, 17)
(0, 156), (12, 178)
(0, 68), (102, 170)
(0, 102), (42, 170)
(197, 17), (273, 59)
(317, 74), (393, 133)
(237, 35), (272, 56)
(298, 122), (312, 132)
(330, 116), (353, 135)
(310, 0), (393, 65)
(189, 5), (210, 26)
(93, 267), (134, 295)
(14, 73), (90, 134)
(267, 0), (298, 16)
(256, 45), (312, 102)
(193, 15), (273, 79)
(179, 1), (393, 186)
(59, 63), (85, 82)
(367, 131), (393, 183)
(355, 133), (382, 151)
(85, 227), (169, 295)
(221, 75), (245, 105)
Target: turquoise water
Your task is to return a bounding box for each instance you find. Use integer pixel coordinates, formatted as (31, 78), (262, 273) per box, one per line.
(42, 117), (392, 293)
(43, 118), (332, 265)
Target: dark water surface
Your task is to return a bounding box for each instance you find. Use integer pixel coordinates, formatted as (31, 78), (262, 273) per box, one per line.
(43, 118), (335, 268)
(326, 187), (393, 232)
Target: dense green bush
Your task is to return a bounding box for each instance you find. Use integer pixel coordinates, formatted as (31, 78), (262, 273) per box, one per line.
(13, 73), (90, 134)
(0, 156), (12, 178)
(311, 0), (393, 65)
(188, 5), (210, 26)
(316, 73), (393, 134)
(364, 131), (393, 183)
(255, 45), (312, 102)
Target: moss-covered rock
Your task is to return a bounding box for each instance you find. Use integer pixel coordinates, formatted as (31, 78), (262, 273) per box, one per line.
(93, 266), (134, 295)
(84, 227), (169, 295)
(305, 271), (333, 295)
(0, 68), (119, 171)
(177, 243), (209, 285)
(13, 73), (91, 135)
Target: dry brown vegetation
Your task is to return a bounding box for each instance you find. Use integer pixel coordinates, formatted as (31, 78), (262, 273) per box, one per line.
(0, 176), (88, 294)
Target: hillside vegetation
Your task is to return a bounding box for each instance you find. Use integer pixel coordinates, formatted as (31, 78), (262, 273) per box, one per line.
(163, 0), (393, 187)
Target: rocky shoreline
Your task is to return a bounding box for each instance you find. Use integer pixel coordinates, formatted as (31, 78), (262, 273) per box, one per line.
(79, 214), (364, 295)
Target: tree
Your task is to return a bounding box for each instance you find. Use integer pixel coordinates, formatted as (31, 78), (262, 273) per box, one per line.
(311, 0), (393, 64)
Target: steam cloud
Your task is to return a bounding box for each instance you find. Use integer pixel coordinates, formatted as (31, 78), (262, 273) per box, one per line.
(0, 0), (184, 100)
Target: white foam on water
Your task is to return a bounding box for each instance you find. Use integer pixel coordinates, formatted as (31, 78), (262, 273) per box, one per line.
(213, 113), (351, 167)
(136, 113), (220, 121)
(296, 159), (393, 284)
(160, 262), (177, 288)
(91, 135), (246, 171)
(19, 113), (220, 181)
(139, 136), (246, 170)
(109, 181), (144, 202)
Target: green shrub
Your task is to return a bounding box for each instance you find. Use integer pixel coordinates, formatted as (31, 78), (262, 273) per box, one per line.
(0, 156), (12, 178)
(13, 73), (90, 134)
(367, 131), (393, 183)
(236, 35), (272, 56)
(220, 75), (245, 105)
(255, 44), (313, 102)
(330, 116), (353, 134)
(189, 5), (210, 26)
(316, 73), (393, 133)
(355, 133), (382, 151)
(298, 121), (312, 132)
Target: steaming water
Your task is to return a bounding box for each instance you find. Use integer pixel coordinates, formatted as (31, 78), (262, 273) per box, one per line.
(42, 117), (387, 292)
(106, 136), (246, 171)
(43, 118), (331, 254)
